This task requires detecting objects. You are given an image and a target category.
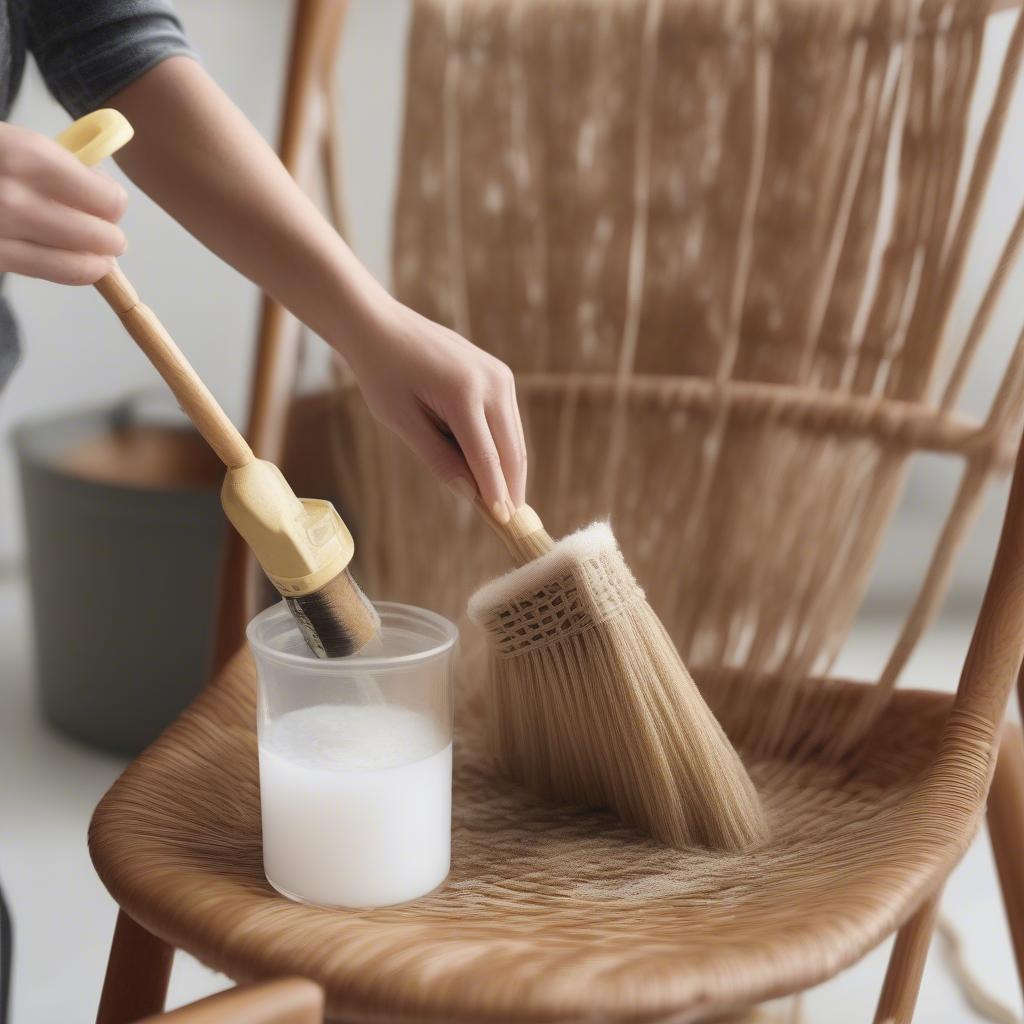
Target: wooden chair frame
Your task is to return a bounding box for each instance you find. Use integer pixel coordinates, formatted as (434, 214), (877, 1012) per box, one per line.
(137, 979), (323, 1024)
(91, 2), (1024, 1022)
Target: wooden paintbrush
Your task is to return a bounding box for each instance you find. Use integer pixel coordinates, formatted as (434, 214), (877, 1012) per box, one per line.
(57, 110), (378, 658)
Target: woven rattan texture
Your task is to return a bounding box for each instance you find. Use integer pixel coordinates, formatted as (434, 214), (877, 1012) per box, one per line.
(90, 650), (989, 1022)
(329, 0), (1024, 760)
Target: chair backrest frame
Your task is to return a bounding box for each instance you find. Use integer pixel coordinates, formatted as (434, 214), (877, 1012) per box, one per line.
(265, 0), (1024, 770)
(355, 0), (1024, 758)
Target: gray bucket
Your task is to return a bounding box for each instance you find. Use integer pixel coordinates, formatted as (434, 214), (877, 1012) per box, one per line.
(12, 396), (226, 755)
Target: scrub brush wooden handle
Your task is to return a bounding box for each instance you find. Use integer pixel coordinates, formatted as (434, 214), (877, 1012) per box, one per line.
(53, 111), (253, 470)
(94, 255), (376, 657)
(478, 502), (555, 566)
(93, 264), (254, 470)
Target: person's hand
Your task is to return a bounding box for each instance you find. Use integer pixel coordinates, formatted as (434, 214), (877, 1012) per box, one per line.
(342, 300), (527, 522)
(0, 122), (127, 284)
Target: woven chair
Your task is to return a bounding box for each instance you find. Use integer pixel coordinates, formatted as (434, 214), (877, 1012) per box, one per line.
(89, 0), (1024, 1021)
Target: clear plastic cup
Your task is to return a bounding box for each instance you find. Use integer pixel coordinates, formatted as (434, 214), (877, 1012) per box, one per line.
(247, 600), (457, 909)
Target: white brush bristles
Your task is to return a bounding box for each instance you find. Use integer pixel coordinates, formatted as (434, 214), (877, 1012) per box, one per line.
(469, 523), (769, 852)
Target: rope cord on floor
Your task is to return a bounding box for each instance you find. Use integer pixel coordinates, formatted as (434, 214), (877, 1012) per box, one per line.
(728, 913), (1019, 1024)
(938, 915), (1022, 1024)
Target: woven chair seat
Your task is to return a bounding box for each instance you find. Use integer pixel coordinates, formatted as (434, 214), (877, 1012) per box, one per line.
(89, 649), (979, 1024)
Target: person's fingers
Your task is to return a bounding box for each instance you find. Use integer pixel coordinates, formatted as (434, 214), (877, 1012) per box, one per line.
(2, 186), (126, 256)
(447, 403), (511, 521)
(486, 377), (527, 508)
(16, 135), (129, 221)
(0, 237), (112, 285)
(392, 407), (476, 497)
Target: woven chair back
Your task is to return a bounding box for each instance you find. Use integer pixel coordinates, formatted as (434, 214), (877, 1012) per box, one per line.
(331, 0), (1024, 757)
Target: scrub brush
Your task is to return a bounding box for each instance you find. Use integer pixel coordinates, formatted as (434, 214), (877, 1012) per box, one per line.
(57, 110), (378, 658)
(470, 504), (769, 852)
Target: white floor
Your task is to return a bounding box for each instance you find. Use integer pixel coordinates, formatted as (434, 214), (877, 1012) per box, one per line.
(0, 572), (1020, 1023)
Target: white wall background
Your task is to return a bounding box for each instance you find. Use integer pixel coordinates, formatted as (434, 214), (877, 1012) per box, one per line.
(2, 1), (1023, 619)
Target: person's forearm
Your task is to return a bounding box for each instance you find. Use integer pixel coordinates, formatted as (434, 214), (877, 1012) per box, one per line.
(103, 54), (527, 511)
(106, 55), (393, 357)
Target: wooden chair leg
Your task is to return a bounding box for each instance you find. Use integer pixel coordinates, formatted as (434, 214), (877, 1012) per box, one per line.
(96, 910), (174, 1024)
(1018, 662), (1023, 737)
(136, 979), (324, 1024)
(989, 723), (1024, 1001)
(873, 891), (942, 1024)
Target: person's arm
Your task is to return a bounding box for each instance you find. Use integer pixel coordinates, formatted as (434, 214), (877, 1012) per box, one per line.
(0, 0), (179, 281)
(8, 0), (525, 516)
(102, 55), (525, 516)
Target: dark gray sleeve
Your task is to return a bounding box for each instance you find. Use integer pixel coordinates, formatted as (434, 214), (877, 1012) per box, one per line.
(21, 0), (198, 118)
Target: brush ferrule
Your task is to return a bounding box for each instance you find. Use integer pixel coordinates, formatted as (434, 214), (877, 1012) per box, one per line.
(262, 498), (355, 597)
(267, 539), (352, 598)
(221, 460), (355, 597)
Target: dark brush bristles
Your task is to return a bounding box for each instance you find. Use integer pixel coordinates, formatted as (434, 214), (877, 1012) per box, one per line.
(285, 568), (380, 658)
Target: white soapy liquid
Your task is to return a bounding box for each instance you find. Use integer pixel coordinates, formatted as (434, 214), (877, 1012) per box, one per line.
(259, 702), (452, 908)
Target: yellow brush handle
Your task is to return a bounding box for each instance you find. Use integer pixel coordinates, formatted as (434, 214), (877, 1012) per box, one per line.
(57, 111), (359, 599)
(54, 108), (135, 168)
(57, 110), (253, 470)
